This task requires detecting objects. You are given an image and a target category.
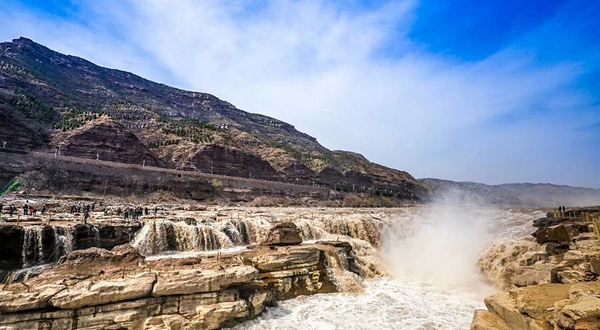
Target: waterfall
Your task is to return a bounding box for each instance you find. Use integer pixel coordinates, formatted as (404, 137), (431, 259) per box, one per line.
(294, 220), (326, 241)
(91, 225), (100, 246)
(22, 226), (44, 268)
(131, 215), (387, 256)
(21, 225), (76, 268)
(131, 219), (266, 256)
(221, 221), (244, 245)
(52, 226), (73, 260)
(317, 217), (383, 246)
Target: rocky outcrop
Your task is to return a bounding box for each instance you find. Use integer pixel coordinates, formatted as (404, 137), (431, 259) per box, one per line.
(473, 209), (600, 329)
(471, 282), (600, 330)
(260, 222), (303, 246)
(59, 119), (161, 167)
(0, 237), (356, 329)
(533, 224), (580, 245)
(478, 210), (600, 290)
(189, 145), (279, 179)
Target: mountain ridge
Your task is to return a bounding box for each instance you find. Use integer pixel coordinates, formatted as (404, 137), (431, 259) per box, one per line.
(0, 37), (427, 199)
(421, 178), (600, 206)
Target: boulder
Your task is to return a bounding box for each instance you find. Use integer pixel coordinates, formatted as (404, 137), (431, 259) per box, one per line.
(194, 301), (248, 330)
(260, 222), (302, 246)
(533, 224), (579, 245)
(544, 242), (569, 256)
(470, 309), (509, 330)
(483, 292), (550, 330)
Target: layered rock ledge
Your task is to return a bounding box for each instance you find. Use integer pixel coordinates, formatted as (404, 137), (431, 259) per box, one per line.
(472, 208), (600, 329)
(0, 240), (359, 330)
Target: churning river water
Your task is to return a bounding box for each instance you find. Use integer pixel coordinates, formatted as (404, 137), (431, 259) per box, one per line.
(232, 279), (484, 330)
(231, 205), (544, 330)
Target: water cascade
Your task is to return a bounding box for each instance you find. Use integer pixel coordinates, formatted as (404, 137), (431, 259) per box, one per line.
(21, 225), (77, 268)
(131, 215), (389, 256)
(131, 219), (272, 255)
(51, 225), (73, 260)
(22, 226), (44, 268)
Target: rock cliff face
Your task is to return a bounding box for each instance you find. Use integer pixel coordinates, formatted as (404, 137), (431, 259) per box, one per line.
(0, 37), (428, 200)
(58, 118), (161, 167)
(0, 238), (358, 330)
(188, 145), (278, 179)
(0, 222), (141, 272)
(472, 208), (600, 329)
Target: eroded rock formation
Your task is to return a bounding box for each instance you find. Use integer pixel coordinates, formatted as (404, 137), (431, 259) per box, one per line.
(0, 238), (360, 329)
(58, 118), (161, 167)
(472, 208), (600, 329)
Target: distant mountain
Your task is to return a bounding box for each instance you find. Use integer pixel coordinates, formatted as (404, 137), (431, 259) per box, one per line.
(0, 37), (427, 199)
(421, 178), (600, 207)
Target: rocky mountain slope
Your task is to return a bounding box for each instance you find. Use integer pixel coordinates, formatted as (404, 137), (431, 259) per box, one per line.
(421, 178), (600, 207)
(0, 37), (426, 199)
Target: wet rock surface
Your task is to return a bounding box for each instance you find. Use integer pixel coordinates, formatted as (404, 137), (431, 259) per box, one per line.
(0, 221), (141, 272)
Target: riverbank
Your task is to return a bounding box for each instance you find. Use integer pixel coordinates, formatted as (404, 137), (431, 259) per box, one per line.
(472, 207), (600, 329)
(1, 199), (578, 329)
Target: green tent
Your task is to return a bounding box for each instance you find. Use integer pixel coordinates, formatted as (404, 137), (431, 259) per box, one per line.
(0, 178), (21, 197)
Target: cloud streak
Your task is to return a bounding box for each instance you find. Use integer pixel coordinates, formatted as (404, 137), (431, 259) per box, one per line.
(1, 0), (599, 187)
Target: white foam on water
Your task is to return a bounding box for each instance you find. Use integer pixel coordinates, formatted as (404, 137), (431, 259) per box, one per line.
(232, 206), (540, 330)
(232, 279), (483, 330)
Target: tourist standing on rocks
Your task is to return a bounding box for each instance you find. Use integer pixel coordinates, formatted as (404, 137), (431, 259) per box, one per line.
(154, 206), (158, 215)
(9, 204), (15, 216)
(23, 202), (28, 215)
(41, 205), (46, 215)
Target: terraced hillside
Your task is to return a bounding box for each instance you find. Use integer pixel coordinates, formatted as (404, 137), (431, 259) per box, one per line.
(0, 37), (428, 199)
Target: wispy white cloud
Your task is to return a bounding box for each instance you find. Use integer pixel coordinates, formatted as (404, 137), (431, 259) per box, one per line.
(1, 0), (598, 187)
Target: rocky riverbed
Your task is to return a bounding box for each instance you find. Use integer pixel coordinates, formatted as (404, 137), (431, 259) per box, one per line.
(1, 195), (598, 329)
(0, 223), (367, 330)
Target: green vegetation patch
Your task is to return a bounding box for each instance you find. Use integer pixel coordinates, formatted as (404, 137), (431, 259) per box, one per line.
(53, 109), (105, 131)
(148, 139), (180, 149)
(159, 116), (218, 144)
(9, 92), (57, 123)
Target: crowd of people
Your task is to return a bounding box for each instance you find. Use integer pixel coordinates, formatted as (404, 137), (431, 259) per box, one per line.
(0, 201), (46, 217)
(0, 200), (161, 223)
(108, 205), (160, 220)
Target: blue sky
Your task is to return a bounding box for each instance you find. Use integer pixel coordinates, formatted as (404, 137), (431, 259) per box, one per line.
(1, 0), (599, 187)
